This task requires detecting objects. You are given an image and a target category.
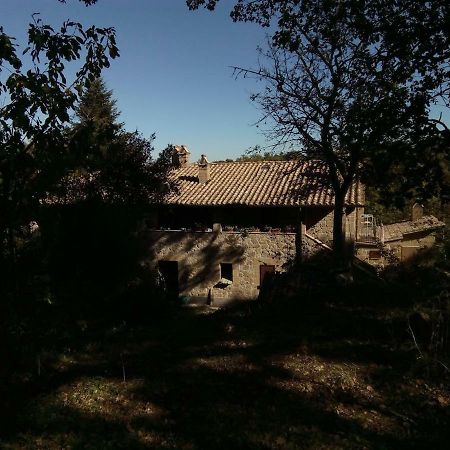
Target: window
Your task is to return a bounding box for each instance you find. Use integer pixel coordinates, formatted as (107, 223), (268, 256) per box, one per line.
(368, 250), (382, 260)
(220, 263), (233, 283)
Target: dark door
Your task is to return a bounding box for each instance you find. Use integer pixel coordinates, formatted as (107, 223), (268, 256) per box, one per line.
(158, 260), (179, 297)
(259, 265), (275, 286)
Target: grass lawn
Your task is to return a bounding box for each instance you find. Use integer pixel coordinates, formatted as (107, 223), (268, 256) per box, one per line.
(1, 288), (450, 449)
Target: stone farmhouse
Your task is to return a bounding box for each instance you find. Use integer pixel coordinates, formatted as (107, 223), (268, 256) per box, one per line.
(143, 146), (445, 304)
(145, 146), (366, 304)
(43, 143), (444, 304)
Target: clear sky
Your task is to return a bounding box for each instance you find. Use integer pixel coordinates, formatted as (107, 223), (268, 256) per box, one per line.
(2, 1), (449, 162)
(2, 0), (269, 161)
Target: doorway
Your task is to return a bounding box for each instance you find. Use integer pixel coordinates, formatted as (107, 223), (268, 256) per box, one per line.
(158, 260), (179, 297)
(259, 264), (275, 287)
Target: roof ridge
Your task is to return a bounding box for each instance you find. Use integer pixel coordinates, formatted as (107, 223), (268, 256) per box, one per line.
(210, 159), (297, 165)
(390, 215), (441, 224)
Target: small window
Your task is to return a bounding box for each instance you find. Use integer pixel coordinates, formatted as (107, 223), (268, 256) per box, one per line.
(368, 250), (382, 260)
(220, 263), (233, 282)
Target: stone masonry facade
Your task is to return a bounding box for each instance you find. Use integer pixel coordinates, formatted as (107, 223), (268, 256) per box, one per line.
(145, 205), (364, 304)
(147, 229), (297, 304)
(306, 206), (363, 245)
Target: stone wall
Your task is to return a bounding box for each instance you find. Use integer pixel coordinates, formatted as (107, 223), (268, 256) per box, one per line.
(306, 206), (361, 244)
(346, 206), (364, 240)
(305, 207), (333, 243)
(146, 230), (297, 304)
(302, 232), (332, 259)
(145, 205), (362, 304)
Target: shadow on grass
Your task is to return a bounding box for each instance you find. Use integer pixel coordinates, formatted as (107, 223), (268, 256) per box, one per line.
(1, 281), (450, 449)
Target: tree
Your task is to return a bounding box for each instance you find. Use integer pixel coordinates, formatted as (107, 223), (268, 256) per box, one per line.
(188, 1), (450, 70)
(362, 126), (450, 231)
(48, 78), (174, 316)
(69, 76), (122, 172)
(236, 146), (298, 161)
(67, 77), (173, 203)
(187, 0), (450, 259)
(0, 0), (119, 261)
(0, 0), (119, 377)
(73, 77), (122, 159)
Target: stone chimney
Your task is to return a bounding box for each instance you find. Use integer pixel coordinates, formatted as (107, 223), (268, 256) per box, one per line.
(412, 202), (424, 221)
(171, 144), (190, 168)
(198, 154), (211, 183)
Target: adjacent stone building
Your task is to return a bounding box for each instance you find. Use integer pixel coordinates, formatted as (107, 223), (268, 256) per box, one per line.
(356, 209), (445, 267)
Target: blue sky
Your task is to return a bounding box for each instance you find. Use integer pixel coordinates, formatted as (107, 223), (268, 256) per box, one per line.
(2, 1), (449, 161)
(2, 0), (269, 161)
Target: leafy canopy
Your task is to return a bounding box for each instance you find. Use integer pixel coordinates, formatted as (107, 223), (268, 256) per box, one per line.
(67, 77), (173, 204)
(70, 77), (122, 168)
(0, 1), (119, 235)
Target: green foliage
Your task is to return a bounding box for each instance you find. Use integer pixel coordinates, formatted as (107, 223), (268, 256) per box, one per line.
(364, 130), (450, 209)
(365, 131), (450, 226)
(73, 77), (122, 153)
(0, 7), (119, 247)
(0, 0), (120, 381)
(41, 79), (174, 330)
(67, 77), (173, 203)
(236, 146), (298, 161)
(365, 195), (408, 225)
(68, 76), (122, 171)
(188, 0), (450, 70)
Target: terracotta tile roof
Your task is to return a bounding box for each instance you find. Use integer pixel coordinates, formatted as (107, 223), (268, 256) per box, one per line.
(165, 160), (364, 207)
(382, 215), (445, 242)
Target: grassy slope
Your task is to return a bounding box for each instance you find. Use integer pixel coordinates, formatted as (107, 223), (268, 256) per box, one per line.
(1, 288), (450, 450)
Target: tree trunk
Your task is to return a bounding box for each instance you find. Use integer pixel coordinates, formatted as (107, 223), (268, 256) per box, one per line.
(332, 191), (346, 264)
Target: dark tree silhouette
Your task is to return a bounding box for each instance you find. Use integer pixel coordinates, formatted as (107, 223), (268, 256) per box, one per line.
(67, 77), (173, 203)
(47, 78), (174, 317)
(0, 0), (119, 388)
(188, 0), (450, 258)
(0, 2), (119, 262)
(73, 77), (122, 158)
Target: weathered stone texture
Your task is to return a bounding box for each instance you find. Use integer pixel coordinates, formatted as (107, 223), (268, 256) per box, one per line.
(308, 211), (334, 244)
(147, 230), (296, 302)
(357, 231), (438, 264)
(305, 207), (332, 244)
(307, 206), (361, 244)
(302, 233), (330, 258)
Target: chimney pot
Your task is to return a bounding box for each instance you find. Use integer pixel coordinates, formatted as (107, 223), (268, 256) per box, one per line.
(171, 144), (190, 168)
(198, 154), (211, 183)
